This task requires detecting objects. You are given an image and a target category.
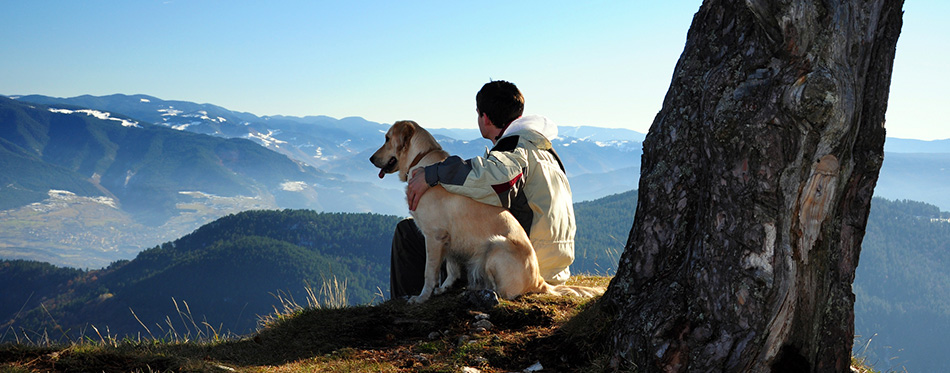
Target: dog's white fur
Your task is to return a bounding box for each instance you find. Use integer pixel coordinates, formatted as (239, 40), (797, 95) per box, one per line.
(371, 120), (604, 303)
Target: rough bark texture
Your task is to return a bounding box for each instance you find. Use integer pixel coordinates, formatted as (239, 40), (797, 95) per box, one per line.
(601, 0), (902, 371)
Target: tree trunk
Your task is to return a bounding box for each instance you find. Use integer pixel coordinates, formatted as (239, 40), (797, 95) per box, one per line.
(600, 0), (902, 371)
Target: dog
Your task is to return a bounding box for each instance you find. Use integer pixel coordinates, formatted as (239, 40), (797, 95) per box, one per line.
(370, 120), (604, 303)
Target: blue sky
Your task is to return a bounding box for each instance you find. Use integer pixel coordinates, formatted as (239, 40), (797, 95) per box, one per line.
(1, 1), (946, 140)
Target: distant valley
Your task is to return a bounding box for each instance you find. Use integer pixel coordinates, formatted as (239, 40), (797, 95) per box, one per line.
(1, 93), (948, 270)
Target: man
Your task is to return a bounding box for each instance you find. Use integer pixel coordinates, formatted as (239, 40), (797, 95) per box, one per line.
(391, 80), (576, 298)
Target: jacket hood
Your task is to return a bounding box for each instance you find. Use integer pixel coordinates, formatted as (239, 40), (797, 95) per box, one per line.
(502, 115), (558, 140)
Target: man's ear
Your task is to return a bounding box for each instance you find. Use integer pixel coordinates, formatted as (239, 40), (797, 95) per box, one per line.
(480, 112), (494, 128)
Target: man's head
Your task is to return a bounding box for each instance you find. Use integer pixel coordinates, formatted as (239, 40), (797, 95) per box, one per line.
(476, 80), (524, 130)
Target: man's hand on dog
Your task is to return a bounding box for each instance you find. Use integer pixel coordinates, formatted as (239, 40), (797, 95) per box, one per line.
(407, 168), (430, 211)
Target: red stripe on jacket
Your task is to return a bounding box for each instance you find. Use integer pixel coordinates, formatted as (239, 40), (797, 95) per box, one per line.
(491, 172), (523, 194)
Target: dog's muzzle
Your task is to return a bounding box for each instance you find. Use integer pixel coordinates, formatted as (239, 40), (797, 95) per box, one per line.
(377, 157), (397, 178)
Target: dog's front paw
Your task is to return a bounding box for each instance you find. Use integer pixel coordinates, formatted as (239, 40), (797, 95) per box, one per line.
(434, 286), (449, 295)
(408, 294), (430, 304)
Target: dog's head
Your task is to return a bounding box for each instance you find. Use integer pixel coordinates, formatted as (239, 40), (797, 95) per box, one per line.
(370, 120), (420, 182)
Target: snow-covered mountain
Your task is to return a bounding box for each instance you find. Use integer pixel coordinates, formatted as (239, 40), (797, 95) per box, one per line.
(0, 96), (405, 267)
(4, 93), (949, 269)
(12, 94), (647, 201)
(14, 94), (645, 168)
(12, 94), (950, 206)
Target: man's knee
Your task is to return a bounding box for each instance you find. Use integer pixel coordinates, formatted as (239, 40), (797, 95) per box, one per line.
(393, 218), (425, 255)
(395, 218), (419, 238)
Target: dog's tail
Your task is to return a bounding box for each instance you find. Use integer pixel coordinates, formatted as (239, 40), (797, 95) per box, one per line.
(542, 283), (606, 298)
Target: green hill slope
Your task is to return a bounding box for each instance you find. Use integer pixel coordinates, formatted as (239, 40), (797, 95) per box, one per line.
(572, 189), (638, 275)
(2, 210), (402, 338)
(853, 198), (950, 371)
(0, 260), (85, 321)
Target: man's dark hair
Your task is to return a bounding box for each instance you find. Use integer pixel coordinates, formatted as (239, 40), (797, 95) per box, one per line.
(476, 80), (524, 129)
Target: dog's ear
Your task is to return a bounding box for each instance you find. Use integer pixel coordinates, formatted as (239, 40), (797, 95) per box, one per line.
(398, 121), (417, 152)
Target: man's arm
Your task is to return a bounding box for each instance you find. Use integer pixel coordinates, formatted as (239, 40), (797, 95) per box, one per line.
(406, 145), (528, 211)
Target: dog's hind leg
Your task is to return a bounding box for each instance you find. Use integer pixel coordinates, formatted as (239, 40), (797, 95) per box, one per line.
(482, 236), (530, 300)
(466, 257), (487, 291)
(485, 235), (544, 299)
(435, 258), (460, 295)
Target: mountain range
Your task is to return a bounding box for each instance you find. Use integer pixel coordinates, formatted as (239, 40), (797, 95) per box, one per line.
(9, 94), (646, 203)
(0, 94), (642, 268)
(1, 93), (948, 271)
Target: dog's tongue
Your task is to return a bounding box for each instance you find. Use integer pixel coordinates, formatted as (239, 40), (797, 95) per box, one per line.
(378, 168), (385, 179)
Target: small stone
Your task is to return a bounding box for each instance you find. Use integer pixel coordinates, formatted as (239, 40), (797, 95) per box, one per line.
(469, 310), (490, 320)
(412, 354), (429, 365)
(458, 334), (471, 345)
(473, 319), (494, 330)
(427, 331), (441, 340)
(462, 289), (499, 310)
(523, 361), (543, 372)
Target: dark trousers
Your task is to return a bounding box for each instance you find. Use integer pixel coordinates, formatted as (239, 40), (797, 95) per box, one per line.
(390, 218), (428, 298)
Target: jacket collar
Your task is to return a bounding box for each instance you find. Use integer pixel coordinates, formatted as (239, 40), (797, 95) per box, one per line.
(499, 115), (558, 140)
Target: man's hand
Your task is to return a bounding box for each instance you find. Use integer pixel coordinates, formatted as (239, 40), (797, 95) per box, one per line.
(406, 168), (430, 211)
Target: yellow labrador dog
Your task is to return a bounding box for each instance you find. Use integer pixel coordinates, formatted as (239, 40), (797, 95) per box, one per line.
(371, 120), (604, 303)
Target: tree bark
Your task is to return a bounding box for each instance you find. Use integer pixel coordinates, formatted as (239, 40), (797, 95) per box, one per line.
(601, 0), (902, 371)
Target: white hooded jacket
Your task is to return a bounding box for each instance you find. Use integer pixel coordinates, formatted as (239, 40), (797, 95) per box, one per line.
(423, 115), (576, 284)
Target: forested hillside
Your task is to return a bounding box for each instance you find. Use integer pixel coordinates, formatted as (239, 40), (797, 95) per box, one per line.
(572, 189), (637, 275)
(854, 198), (950, 371)
(1, 211), (403, 338)
(0, 261), (84, 320)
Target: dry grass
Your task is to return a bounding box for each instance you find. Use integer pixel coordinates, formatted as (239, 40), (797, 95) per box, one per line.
(0, 276), (612, 372)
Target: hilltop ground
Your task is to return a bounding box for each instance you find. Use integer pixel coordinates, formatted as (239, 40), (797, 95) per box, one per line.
(0, 276), (613, 372)
(0, 273), (883, 372)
